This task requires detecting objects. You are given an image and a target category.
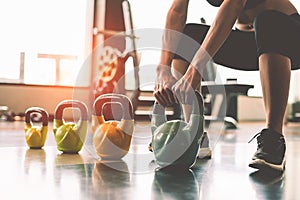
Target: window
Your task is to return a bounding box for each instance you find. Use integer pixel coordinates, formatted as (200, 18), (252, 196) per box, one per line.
(0, 0), (93, 86)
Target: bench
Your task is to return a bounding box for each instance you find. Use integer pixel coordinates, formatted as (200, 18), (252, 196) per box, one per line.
(201, 83), (254, 129)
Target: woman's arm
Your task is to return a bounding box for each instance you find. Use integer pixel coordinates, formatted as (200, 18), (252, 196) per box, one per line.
(159, 0), (189, 68)
(154, 0), (189, 106)
(191, 0), (247, 72)
(172, 0), (247, 104)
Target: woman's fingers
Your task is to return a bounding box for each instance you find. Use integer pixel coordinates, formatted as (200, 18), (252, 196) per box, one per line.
(154, 83), (174, 106)
(154, 84), (166, 105)
(154, 75), (197, 106)
(165, 87), (177, 104)
(172, 78), (194, 105)
(153, 89), (164, 105)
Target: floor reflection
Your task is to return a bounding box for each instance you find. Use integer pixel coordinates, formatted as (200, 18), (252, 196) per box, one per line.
(52, 161), (93, 200)
(55, 152), (85, 165)
(249, 170), (285, 200)
(0, 121), (300, 199)
(92, 160), (131, 199)
(152, 167), (199, 200)
(24, 149), (47, 174)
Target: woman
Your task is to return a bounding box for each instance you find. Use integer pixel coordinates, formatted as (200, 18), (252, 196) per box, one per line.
(154, 0), (299, 171)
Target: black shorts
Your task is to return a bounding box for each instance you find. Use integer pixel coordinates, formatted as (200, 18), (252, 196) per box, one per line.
(174, 10), (300, 71)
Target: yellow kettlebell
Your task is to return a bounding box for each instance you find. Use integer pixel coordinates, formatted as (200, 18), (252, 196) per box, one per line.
(53, 100), (88, 154)
(24, 107), (49, 149)
(92, 93), (134, 160)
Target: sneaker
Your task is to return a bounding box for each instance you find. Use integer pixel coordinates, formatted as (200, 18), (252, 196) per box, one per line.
(198, 132), (212, 159)
(148, 142), (153, 152)
(248, 129), (286, 172)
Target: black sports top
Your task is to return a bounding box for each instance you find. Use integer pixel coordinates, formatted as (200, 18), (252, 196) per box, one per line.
(207, 0), (266, 9)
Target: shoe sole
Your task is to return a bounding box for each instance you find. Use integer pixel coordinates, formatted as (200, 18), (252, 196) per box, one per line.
(249, 159), (286, 172)
(198, 147), (212, 159)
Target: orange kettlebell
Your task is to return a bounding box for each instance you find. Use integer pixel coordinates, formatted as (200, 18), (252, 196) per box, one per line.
(92, 93), (134, 160)
(24, 107), (49, 149)
(53, 100), (88, 154)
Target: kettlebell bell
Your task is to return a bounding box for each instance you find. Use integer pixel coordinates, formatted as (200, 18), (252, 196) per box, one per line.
(92, 93), (134, 160)
(24, 107), (49, 149)
(151, 91), (204, 169)
(53, 100), (88, 154)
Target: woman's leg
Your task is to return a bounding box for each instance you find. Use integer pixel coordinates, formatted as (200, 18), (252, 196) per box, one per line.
(248, 10), (300, 171)
(255, 10), (300, 133)
(259, 53), (291, 133)
(248, 51), (290, 171)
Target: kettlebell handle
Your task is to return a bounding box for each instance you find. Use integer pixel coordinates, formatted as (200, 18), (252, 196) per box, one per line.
(25, 107), (49, 126)
(193, 91), (204, 116)
(54, 100), (88, 121)
(152, 91), (204, 117)
(93, 93), (133, 120)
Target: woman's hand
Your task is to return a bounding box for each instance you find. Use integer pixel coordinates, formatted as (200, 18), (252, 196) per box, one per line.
(153, 65), (178, 106)
(172, 66), (201, 104)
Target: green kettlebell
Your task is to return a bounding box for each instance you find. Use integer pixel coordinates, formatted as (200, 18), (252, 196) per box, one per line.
(151, 91), (204, 169)
(24, 107), (49, 149)
(92, 93), (134, 160)
(53, 100), (88, 154)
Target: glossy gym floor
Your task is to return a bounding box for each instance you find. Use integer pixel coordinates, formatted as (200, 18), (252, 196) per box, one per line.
(0, 120), (299, 200)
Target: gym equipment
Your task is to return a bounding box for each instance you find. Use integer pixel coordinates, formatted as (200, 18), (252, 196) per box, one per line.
(24, 107), (49, 149)
(93, 46), (126, 96)
(206, 0), (223, 7)
(151, 91), (205, 169)
(288, 102), (300, 122)
(0, 106), (9, 121)
(53, 100), (88, 154)
(201, 83), (254, 129)
(93, 28), (138, 39)
(206, 0), (265, 9)
(92, 93), (134, 160)
(92, 0), (140, 119)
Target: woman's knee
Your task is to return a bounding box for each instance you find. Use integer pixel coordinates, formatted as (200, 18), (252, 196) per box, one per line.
(254, 10), (293, 58)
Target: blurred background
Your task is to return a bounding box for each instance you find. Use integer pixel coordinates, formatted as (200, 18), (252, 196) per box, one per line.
(0, 0), (299, 122)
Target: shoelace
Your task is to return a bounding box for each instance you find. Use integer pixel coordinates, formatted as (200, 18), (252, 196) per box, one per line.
(248, 132), (261, 144)
(248, 131), (285, 148)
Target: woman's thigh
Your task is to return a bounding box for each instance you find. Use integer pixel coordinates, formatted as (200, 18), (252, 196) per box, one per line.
(174, 23), (259, 71)
(175, 11), (300, 71)
(254, 11), (300, 70)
